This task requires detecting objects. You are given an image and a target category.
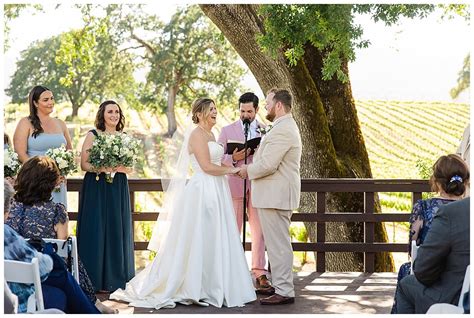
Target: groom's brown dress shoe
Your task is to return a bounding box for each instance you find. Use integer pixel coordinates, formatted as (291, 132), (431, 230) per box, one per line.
(256, 275), (271, 289)
(256, 286), (275, 295)
(260, 294), (295, 305)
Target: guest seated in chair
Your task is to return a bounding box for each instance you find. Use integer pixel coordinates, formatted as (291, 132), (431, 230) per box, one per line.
(3, 179), (99, 314)
(5, 156), (117, 314)
(391, 154), (469, 313)
(395, 197), (470, 313)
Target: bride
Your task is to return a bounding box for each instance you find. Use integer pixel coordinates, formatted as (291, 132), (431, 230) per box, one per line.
(110, 98), (257, 309)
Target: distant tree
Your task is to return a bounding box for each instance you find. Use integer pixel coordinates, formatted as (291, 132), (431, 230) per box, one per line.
(104, 4), (246, 136)
(451, 54), (470, 99)
(6, 20), (136, 117)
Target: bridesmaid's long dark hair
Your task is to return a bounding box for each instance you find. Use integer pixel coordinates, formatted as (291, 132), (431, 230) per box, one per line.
(28, 85), (51, 138)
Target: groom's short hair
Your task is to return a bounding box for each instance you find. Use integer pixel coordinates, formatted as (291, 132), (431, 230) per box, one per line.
(267, 88), (292, 112)
(238, 92), (259, 110)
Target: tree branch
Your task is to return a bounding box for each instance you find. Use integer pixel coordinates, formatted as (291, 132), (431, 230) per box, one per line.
(118, 45), (144, 53)
(130, 31), (156, 55)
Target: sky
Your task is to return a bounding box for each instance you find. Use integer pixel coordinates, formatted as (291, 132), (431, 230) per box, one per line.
(3, 3), (471, 103)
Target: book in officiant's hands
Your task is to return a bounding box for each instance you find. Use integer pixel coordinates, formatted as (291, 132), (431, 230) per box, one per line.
(226, 137), (261, 155)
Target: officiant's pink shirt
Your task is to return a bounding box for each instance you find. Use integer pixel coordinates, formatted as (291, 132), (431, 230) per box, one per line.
(218, 120), (264, 198)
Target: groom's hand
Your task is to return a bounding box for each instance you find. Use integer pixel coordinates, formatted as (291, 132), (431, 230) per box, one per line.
(238, 165), (248, 179)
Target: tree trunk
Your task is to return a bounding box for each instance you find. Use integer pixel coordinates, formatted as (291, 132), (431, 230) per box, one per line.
(165, 85), (178, 137)
(71, 104), (79, 117)
(66, 90), (80, 118)
(200, 4), (394, 271)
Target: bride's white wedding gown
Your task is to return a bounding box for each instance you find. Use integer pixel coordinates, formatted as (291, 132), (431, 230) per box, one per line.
(110, 141), (256, 309)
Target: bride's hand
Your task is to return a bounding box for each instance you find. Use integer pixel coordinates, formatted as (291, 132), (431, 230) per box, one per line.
(228, 167), (241, 175)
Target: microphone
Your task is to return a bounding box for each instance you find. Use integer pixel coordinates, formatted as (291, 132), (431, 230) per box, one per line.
(243, 118), (251, 138)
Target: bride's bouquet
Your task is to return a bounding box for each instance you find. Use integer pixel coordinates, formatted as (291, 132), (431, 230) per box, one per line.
(88, 133), (141, 183)
(4, 147), (20, 177)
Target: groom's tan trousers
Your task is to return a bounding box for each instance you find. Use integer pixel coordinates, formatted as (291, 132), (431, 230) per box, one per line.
(257, 208), (295, 297)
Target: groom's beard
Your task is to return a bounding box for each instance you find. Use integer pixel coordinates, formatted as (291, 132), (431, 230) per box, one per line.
(266, 108), (276, 122)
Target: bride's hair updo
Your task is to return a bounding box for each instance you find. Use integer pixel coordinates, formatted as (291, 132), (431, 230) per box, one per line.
(192, 98), (215, 124)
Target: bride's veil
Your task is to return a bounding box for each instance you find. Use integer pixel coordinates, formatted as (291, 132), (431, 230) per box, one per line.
(147, 116), (195, 252)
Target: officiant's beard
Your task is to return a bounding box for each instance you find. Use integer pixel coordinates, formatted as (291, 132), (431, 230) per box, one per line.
(266, 107), (276, 122)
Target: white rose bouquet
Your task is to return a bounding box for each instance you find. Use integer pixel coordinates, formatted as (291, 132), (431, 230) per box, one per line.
(4, 148), (20, 177)
(45, 145), (77, 192)
(88, 133), (141, 183)
(116, 133), (141, 167)
(45, 145), (78, 176)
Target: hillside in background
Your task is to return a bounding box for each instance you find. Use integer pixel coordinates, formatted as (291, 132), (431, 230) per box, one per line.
(357, 100), (469, 179)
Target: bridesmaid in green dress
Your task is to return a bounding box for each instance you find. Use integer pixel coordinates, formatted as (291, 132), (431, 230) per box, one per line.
(77, 100), (135, 292)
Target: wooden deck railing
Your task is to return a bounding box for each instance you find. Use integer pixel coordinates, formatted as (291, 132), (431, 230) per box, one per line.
(66, 178), (430, 272)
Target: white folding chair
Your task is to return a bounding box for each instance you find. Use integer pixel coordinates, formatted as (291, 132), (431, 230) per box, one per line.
(410, 240), (419, 275)
(43, 237), (80, 283)
(4, 257), (45, 313)
(426, 264), (470, 314)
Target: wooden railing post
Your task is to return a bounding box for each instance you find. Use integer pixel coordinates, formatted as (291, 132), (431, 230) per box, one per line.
(412, 192), (422, 206)
(316, 192), (326, 272)
(364, 192), (375, 272)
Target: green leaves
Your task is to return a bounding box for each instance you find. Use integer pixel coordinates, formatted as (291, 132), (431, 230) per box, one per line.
(257, 4), (435, 83)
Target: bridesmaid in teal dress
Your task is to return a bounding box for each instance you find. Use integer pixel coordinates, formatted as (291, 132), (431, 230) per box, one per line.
(13, 86), (72, 209)
(77, 100), (135, 292)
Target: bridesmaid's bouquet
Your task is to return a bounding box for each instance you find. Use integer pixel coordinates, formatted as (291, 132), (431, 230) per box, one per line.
(88, 133), (141, 183)
(45, 145), (78, 192)
(4, 147), (20, 177)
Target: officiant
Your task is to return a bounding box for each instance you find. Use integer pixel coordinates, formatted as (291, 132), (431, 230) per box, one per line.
(218, 92), (272, 292)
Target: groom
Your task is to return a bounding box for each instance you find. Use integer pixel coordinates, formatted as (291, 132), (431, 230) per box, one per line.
(238, 88), (302, 305)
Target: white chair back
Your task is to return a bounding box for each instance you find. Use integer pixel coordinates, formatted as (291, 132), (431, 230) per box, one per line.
(4, 257), (45, 312)
(43, 237), (80, 283)
(410, 240), (419, 275)
(457, 265), (470, 307)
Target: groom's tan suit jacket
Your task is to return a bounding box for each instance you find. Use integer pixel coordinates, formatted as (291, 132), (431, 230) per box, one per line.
(247, 114), (302, 209)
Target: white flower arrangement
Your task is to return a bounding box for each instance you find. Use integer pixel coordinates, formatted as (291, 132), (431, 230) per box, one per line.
(45, 145), (78, 176)
(88, 133), (141, 183)
(4, 148), (20, 177)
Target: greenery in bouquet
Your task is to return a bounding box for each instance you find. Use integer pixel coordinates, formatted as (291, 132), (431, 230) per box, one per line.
(45, 145), (78, 176)
(88, 133), (141, 183)
(4, 147), (20, 177)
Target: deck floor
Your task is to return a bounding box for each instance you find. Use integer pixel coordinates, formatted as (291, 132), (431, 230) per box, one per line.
(97, 271), (398, 314)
